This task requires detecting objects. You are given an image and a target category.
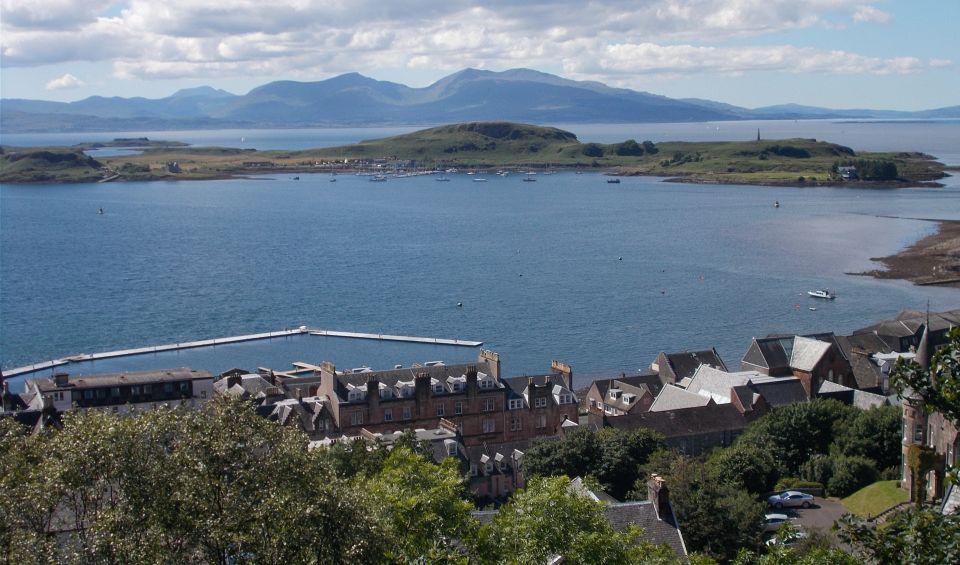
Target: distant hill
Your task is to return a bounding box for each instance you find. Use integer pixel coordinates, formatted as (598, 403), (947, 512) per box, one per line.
(3, 68), (958, 133)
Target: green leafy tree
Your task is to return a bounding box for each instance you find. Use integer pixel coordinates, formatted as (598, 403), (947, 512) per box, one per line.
(488, 475), (681, 564)
(825, 455), (878, 498)
(636, 452), (765, 562)
(831, 405), (902, 473)
(735, 399), (854, 476)
(524, 427), (664, 501)
(838, 507), (960, 564)
(367, 447), (477, 562)
(707, 444), (779, 495)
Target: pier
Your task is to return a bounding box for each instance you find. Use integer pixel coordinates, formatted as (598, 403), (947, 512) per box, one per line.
(3, 327), (482, 378)
(309, 329), (482, 347)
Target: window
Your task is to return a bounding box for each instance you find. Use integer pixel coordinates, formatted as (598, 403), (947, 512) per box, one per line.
(479, 378), (494, 389)
(436, 403), (445, 417)
(179, 382), (189, 394)
(143, 385), (152, 394)
(132, 386), (141, 396)
(536, 414), (547, 429)
(446, 441), (457, 456)
(509, 398), (523, 410)
(914, 423), (924, 442)
(470, 464), (478, 477)
(535, 397), (547, 408)
(482, 419), (495, 433)
(402, 406), (412, 420)
(482, 398), (495, 412)
(455, 401), (463, 415)
(383, 408), (393, 422)
(350, 411), (363, 426)
(201, 390), (207, 399)
(163, 383), (174, 394)
(511, 417), (522, 431)
(433, 383), (445, 394)
(559, 394), (572, 405)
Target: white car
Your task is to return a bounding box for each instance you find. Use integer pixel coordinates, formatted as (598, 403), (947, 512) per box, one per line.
(767, 490), (814, 509)
(763, 513), (791, 533)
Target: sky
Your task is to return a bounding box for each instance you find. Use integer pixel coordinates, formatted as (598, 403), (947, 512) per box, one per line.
(1, 0), (957, 110)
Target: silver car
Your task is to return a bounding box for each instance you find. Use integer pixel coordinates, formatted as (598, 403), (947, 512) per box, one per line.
(767, 490), (814, 509)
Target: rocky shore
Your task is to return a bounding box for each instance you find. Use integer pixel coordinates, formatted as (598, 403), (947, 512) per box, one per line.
(859, 219), (960, 288)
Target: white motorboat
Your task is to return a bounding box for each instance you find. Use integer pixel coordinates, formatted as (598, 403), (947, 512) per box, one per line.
(807, 289), (835, 300)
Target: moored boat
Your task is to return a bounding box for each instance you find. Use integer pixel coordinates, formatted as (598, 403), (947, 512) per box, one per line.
(807, 289), (835, 299)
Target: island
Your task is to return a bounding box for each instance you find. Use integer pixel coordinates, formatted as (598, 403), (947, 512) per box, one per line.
(0, 122), (948, 187)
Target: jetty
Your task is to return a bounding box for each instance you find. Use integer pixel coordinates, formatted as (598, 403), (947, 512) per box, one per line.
(3, 327), (482, 379)
(309, 329), (482, 347)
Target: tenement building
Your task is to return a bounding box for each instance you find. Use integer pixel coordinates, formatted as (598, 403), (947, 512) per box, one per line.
(279, 349), (578, 445)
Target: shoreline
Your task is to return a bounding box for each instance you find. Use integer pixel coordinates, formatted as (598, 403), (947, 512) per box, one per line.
(853, 219), (960, 288)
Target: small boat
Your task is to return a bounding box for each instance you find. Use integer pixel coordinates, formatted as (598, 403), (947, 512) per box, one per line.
(370, 175), (387, 182)
(809, 307), (817, 311)
(522, 177), (536, 182)
(774, 200), (780, 208)
(435, 176), (450, 182)
(473, 178), (488, 182)
(329, 178), (337, 182)
(607, 178), (621, 184)
(98, 208), (104, 215)
(807, 289), (835, 300)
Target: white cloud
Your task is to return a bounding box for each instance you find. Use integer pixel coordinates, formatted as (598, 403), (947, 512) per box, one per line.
(852, 5), (892, 24)
(45, 72), (84, 90)
(929, 58), (953, 68)
(0, 0), (934, 90)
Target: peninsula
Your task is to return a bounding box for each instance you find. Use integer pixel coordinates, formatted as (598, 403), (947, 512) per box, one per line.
(0, 122), (948, 187)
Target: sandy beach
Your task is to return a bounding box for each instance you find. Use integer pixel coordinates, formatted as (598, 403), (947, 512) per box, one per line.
(861, 219), (960, 288)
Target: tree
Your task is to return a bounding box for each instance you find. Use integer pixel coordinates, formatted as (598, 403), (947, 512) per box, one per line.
(825, 455), (878, 498)
(636, 451), (765, 562)
(367, 447), (477, 562)
(614, 139), (644, 156)
(581, 143), (604, 157)
(488, 475), (681, 564)
(735, 399), (854, 476)
(831, 405), (902, 473)
(523, 427), (664, 501)
(837, 508), (960, 564)
(707, 444), (779, 495)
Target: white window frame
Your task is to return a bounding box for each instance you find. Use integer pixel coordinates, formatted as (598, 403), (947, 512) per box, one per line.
(383, 408), (393, 422)
(482, 419), (495, 433)
(535, 397), (547, 408)
(509, 398), (523, 410)
(436, 403), (445, 417)
(483, 398), (495, 412)
(455, 401), (463, 415)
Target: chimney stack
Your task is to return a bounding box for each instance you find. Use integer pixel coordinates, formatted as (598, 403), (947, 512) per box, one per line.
(646, 474), (671, 521)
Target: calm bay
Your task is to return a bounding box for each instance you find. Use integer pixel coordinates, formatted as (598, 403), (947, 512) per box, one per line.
(2, 120), (959, 387)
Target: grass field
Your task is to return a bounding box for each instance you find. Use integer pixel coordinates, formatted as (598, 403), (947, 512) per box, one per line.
(841, 480), (909, 518)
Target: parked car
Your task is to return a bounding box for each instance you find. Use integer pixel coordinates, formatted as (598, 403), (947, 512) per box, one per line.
(765, 530), (808, 547)
(767, 490), (814, 509)
(763, 513), (791, 533)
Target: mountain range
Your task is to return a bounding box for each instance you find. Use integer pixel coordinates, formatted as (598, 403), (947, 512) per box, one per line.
(3, 68), (958, 133)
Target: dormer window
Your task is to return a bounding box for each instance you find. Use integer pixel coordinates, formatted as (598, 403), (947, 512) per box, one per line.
(560, 394), (573, 405)
(433, 383), (446, 394)
(608, 388), (621, 399)
(509, 398), (523, 410)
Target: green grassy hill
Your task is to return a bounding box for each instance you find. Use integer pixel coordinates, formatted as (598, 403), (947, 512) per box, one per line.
(0, 147), (105, 183)
(3, 121), (948, 186)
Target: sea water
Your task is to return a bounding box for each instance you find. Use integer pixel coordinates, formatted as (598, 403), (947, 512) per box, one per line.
(2, 122), (959, 387)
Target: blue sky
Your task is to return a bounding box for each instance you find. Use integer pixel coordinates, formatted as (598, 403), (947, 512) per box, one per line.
(1, 0), (957, 110)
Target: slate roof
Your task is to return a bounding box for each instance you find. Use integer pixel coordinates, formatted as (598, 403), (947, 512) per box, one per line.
(606, 403), (753, 439)
(603, 501), (686, 557)
(742, 333), (838, 373)
(817, 381), (890, 409)
(662, 349), (727, 381)
(334, 361), (491, 389)
(32, 368), (212, 392)
(789, 336), (832, 372)
(648, 385), (711, 412)
(687, 366), (806, 407)
(834, 333), (892, 390)
(502, 373), (568, 396)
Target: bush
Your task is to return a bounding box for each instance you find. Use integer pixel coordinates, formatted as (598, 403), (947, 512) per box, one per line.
(827, 456), (878, 497)
(614, 139), (644, 156)
(800, 454), (835, 486)
(774, 478), (825, 492)
(581, 143), (604, 157)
